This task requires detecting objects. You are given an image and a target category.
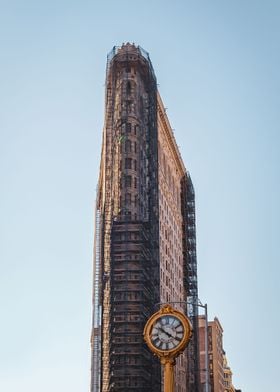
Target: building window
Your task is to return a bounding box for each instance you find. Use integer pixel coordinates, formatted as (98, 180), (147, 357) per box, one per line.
(126, 123), (131, 133)
(124, 175), (132, 187)
(125, 193), (131, 205)
(125, 158), (132, 169)
(125, 139), (131, 153)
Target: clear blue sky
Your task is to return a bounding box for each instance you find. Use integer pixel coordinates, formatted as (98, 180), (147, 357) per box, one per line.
(1, 1), (279, 391)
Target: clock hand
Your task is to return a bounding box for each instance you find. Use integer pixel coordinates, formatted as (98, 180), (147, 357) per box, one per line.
(159, 326), (173, 339)
(157, 326), (169, 337)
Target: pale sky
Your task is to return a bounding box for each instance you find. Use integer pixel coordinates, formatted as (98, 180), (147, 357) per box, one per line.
(1, 1), (279, 391)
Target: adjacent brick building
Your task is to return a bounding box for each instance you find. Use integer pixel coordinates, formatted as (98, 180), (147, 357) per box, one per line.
(199, 316), (239, 392)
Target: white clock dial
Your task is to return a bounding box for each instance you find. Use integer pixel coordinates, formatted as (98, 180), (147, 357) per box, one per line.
(150, 315), (184, 351)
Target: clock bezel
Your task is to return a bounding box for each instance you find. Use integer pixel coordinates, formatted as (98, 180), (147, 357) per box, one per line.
(143, 304), (192, 358)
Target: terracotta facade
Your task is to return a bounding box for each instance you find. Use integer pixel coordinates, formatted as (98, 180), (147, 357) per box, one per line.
(91, 43), (199, 392)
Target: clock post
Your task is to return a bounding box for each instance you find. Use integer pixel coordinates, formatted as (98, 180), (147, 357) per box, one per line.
(143, 304), (192, 392)
(161, 357), (175, 392)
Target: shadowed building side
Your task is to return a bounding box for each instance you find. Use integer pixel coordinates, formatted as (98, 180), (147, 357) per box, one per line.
(91, 43), (160, 392)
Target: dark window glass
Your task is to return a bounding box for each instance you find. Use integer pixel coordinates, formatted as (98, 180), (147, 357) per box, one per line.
(125, 158), (132, 169)
(125, 193), (131, 205)
(125, 175), (132, 187)
(125, 139), (131, 153)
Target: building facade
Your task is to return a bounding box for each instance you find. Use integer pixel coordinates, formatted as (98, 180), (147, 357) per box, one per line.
(91, 43), (200, 392)
(199, 317), (224, 392)
(199, 317), (238, 392)
(223, 354), (235, 392)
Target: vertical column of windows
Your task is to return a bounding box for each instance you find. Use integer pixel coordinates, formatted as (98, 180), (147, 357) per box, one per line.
(119, 76), (138, 220)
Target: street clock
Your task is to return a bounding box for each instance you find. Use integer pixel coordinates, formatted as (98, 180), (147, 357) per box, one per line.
(144, 304), (192, 392)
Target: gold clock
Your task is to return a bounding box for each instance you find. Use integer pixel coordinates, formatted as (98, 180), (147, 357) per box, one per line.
(150, 314), (185, 351)
(143, 304), (192, 392)
(144, 304), (192, 358)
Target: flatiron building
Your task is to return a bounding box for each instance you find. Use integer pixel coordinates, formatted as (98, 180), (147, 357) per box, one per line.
(91, 43), (200, 392)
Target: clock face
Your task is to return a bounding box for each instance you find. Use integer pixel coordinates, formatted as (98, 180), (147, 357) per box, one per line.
(150, 315), (184, 351)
